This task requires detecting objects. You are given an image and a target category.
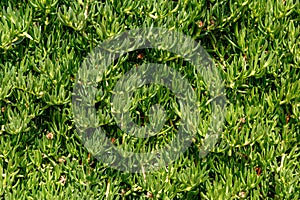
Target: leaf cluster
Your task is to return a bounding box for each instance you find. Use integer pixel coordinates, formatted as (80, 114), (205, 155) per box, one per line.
(0, 0), (299, 199)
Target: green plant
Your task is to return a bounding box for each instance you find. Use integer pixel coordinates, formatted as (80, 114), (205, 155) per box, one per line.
(0, 0), (299, 199)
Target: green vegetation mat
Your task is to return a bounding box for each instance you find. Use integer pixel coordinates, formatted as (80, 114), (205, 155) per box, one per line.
(0, 0), (299, 199)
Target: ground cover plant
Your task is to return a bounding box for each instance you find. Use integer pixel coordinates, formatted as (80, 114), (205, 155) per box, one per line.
(0, 0), (299, 199)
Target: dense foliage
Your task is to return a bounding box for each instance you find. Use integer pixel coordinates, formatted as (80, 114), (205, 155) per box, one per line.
(0, 0), (299, 199)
